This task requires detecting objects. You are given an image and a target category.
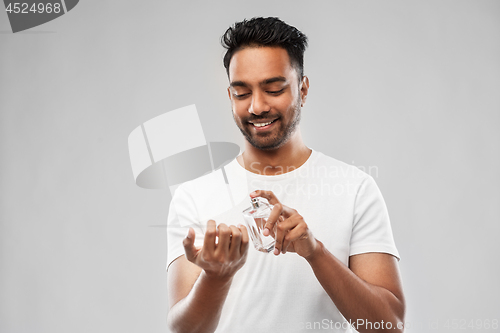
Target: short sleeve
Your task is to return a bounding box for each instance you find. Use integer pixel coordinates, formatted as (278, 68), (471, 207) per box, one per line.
(350, 175), (400, 260)
(166, 185), (205, 270)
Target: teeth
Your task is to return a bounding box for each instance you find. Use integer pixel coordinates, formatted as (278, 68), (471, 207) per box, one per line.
(253, 121), (273, 127)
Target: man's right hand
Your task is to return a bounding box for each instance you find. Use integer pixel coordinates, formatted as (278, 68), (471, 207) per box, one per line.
(183, 220), (249, 280)
(168, 221), (249, 333)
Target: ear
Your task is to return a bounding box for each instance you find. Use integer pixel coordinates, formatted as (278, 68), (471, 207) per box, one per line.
(227, 86), (232, 100)
(300, 75), (310, 107)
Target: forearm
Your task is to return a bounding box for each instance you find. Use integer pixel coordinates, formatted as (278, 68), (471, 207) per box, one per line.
(306, 241), (405, 333)
(167, 271), (233, 333)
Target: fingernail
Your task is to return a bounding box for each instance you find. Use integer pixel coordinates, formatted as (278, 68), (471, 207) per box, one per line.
(250, 190), (257, 196)
(274, 248), (279, 256)
(186, 229), (191, 239)
(262, 228), (270, 236)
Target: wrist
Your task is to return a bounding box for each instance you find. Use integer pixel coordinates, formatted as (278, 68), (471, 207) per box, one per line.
(201, 270), (234, 286)
(304, 239), (327, 264)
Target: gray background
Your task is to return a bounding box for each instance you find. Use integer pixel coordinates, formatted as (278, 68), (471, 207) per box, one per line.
(1, 0), (499, 332)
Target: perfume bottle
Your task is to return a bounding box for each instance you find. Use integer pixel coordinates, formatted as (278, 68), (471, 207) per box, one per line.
(242, 197), (276, 253)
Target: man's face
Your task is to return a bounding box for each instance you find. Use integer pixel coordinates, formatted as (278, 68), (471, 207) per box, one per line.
(227, 47), (308, 150)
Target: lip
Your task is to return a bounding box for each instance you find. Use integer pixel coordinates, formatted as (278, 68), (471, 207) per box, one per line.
(249, 119), (278, 131)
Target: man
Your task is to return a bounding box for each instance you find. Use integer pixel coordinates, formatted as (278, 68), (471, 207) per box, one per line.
(166, 17), (405, 333)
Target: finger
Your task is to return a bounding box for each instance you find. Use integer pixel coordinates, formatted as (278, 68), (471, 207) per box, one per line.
(182, 228), (198, 262)
(263, 202), (282, 237)
(250, 189), (280, 205)
(266, 215), (282, 239)
(274, 216), (300, 255)
(228, 225), (242, 258)
(203, 220), (217, 254)
(282, 222), (308, 254)
(272, 215), (285, 238)
(238, 224), (250, 255)
(215, 223), (231, 257)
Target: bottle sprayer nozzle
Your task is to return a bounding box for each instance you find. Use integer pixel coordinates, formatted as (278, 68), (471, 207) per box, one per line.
(251, 197), (259, 209)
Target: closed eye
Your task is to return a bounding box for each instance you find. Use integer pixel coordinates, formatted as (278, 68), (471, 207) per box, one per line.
(267, 88), (285, 95)
(234, 93), (250, 99)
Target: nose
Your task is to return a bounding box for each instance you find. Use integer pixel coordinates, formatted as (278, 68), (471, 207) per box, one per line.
(248, 91), (270, 116)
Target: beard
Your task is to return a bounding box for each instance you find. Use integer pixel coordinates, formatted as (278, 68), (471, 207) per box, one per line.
(233, 97), (302, 151)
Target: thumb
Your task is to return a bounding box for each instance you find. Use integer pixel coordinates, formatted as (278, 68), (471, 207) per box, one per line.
(182, 228), (198, 262)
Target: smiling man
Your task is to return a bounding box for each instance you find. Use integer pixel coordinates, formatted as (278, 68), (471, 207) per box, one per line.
(228, 46), (305, 151)
(166, 17), (405, 333)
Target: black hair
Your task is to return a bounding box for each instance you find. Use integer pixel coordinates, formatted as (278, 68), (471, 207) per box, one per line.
(221, 17), (308, 79)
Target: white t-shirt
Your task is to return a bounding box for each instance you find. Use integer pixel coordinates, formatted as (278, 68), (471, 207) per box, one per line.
(166, 150), (399, 332)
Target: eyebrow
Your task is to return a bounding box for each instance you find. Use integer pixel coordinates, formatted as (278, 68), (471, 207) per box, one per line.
(229, 76), (287, 88)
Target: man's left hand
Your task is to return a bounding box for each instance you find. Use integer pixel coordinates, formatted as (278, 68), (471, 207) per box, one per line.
(250, 190), (318, 258)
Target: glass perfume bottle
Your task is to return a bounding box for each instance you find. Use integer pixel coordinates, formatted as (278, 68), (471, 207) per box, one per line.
(242, 197), (276, 253)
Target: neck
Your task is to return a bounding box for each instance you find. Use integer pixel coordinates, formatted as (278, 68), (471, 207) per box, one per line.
(238, 129), (312, 176)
